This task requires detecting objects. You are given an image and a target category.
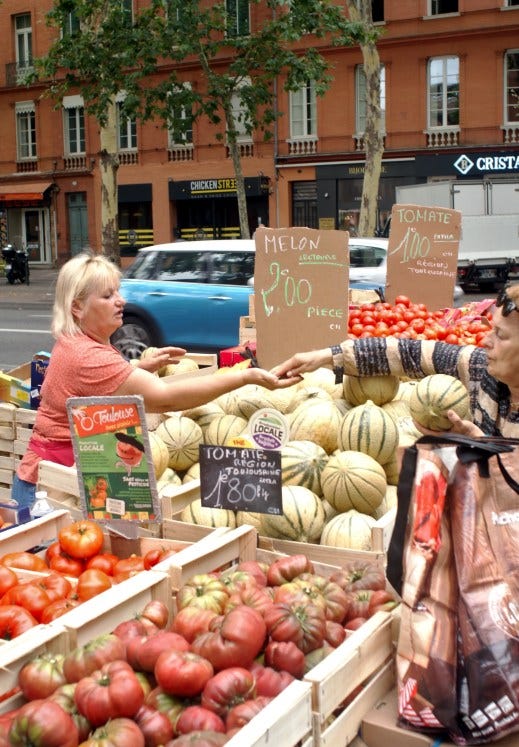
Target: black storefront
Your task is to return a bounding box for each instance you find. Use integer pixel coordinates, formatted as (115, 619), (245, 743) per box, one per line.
(169, 176), (270, 240)
(118, 183), (153, 256)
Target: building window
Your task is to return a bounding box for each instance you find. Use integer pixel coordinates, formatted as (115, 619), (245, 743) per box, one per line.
(121, 0), (133, 25)
(117, 103), (137, 150)
(290, 81), (317, 138)
(429, 0), (458, 14)
(356, 64), (386, 134)
(372, 0), (384, 22)
(14, 14), (32, 74)
(63, 97), (85, 154)
(505, 51), (519, 124)
(229, 88), (251, 141)
(226, 0), (249, 37)
(428, 56), (459, 127)
(62, 11), (80, 36)
(15, 101), (36, 160)
(168, 106), (193, 145)
(506, 0), (519, 6)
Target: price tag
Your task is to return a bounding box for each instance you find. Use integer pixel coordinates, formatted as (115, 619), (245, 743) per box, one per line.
(199, 445), (282, 515)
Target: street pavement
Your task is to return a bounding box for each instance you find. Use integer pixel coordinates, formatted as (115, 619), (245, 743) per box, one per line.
(0, 266), (58, 308)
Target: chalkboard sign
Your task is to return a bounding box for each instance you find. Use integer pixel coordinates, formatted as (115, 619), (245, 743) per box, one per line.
(199, 445), (282, 515)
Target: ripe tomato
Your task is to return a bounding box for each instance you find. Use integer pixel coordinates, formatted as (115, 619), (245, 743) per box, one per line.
(58, 520), (104, 560)
(76, 568), (112, 601)
(77, 717), (144, 747)
(0, 566), (18, 597)
(31, 573), (73, 603)
(41, 598), (81, 623)
(0, 552), (48, 572)
(175, 705), (226, 735)
(73, 660), (144, 726)
(112, 555), (146, 582)
(49, 553), (85, 578)
(264, 601), (326, 654)
(0, 605), (38, 640)
(226, 696), (273, 731)
(201, 667), (256, 717)
(1, 583), (51, 622)
(126, 630), (190, 673)
(143, 547), (177, 570)
(8, 699), (79, 747)
(263, 640), (305, 678)
(444, 333), (459, 345)
(63, 633), (126, 683)
(395, 294), (411, 307)
(155, 649), (214, 697)
(134, 704), (174, 746)
(18, 652), (67, 701)
(267, 554), (314, 586)
(86, 553), (119, 576)
(191, 605), (267, 670)
(171, 606), (219, 643)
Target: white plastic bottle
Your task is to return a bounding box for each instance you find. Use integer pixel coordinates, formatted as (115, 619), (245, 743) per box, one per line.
(30, 490), (53, 520)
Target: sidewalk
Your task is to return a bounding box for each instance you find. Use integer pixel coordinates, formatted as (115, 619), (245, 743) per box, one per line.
(0, 266), (58, 307)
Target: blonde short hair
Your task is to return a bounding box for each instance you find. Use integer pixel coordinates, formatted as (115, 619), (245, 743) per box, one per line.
(52, 252), (121, 338)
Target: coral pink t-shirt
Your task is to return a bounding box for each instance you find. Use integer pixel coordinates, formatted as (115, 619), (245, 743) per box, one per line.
(18, 333), (133, 484)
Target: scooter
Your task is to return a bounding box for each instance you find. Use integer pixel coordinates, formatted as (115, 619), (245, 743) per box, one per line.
(1, 244), (30, 285)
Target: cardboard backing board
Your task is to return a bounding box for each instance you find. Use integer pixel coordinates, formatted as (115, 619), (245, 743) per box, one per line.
(253, 226), (349, 369)
(385, 204), (461, 309)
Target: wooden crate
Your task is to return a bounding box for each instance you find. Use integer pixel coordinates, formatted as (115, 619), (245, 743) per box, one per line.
(160, 479), (394, 563)
(37, 460), (82, 516)
(0, 404), (18, 501)
(239, 315), (257, 344)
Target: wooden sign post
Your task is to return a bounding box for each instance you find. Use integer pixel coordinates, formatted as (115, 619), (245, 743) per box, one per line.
(385, 204), (461, 308)
(253, 226), (349, 369)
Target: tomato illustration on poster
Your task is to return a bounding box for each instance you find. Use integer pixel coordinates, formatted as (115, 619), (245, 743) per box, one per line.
(66, 395), (160, 523)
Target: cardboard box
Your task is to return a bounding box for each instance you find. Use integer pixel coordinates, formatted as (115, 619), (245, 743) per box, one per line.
(30, 351), (51, 409)
(239, 315), (257, 344)
(219, 343), (257, 367)
(0, 352), (51, 410)
(361, 688), (519, 747)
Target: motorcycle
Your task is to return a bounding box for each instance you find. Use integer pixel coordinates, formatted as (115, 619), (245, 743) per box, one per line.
(1, 244), (30, 285)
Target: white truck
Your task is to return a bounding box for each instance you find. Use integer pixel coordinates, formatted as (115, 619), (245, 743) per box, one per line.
(395, 181), (519, 292)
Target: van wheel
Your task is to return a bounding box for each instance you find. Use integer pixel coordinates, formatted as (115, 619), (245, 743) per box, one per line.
(111, 317), (153, 360)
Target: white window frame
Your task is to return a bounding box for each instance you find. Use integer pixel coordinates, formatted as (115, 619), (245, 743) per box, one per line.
(62, 11), (81, 36)
(504, 50), (519, 125)
(228, 84), (253, 143)
(505, 0), (519, 6)
(427, 55), (459, 128)
(355, 64), (386, 135)
(428, 0), (458, 15)
(15, 13), (32, 73)
(226, 0), (250, 37)
(15, 101), (37, 161)
(167, 86), (193, 146)
(290, 81), (317, 139)
(116, 94), (137, 151)
(63, 95), (85, 155)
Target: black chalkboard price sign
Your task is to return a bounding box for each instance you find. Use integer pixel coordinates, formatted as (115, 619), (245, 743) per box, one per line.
(199, 445), (282, 515)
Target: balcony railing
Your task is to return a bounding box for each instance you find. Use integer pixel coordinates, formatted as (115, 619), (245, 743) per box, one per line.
(287, 136), (318, 155)
(353, 133), (386, 151)
(63, 154), (87, 171)
(168, 143), (194, 162)
(424, 126), (460, 147)
(5, 61), (34, 87)
(118, 149), (138, 165)
(16, 158), (38, 173)
(502, 124), (519, 144)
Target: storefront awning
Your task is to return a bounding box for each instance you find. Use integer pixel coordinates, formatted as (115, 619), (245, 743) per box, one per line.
(0, 181), (53, 202)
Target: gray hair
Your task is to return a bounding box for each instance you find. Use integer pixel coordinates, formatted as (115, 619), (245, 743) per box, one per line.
(52, 252), (121, 338)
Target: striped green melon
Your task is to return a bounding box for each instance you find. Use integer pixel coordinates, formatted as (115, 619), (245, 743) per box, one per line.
(288, 385), (333, 414)
(321, 450), (387, 515)
(320, 510), (376, 551)
(281, 440), (329, 496)
(300, 367), (340, 396)
(372, 485), (398, 520)
(224, 385), (277, 420)
(204, 414), (248, 446)
(260, 485), (326, 542)
(180, 499), (237, 528)
(343, 374), (400, 407)
(148, 430), (170, 479)
(289, 400), (342, 454)
(235, 510), (264, 532)
(383, 455), (400, 486)
(182, 462), (200, 484)
(337, 400), (399, 465)
(157, 467), (182, 492)
(181, 402), (224, 433)
(155, 415), (203, 471)
(409, 374), (470, 431)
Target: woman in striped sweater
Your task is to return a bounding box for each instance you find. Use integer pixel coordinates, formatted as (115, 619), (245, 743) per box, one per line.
(272, 285), (519, 438)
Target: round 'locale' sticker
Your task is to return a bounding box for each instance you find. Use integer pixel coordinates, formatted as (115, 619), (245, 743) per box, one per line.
(248, 408), (290, 450)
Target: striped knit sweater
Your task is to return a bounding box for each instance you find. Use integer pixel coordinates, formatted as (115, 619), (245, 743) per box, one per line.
(337, 337), (519, 437)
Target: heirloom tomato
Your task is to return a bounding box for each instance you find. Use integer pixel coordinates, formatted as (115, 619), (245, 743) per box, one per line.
(154, 650), (214, 697)
(176, 574), (229, 614)
(345, 589), (375, 621)
(140, 599), (169, 629)
(170, 606), (218, 643)
(134, 704), (174, 746)
(263, 640), (305, 678)
(86, 553), (119, 575)
(144, 687), (184, 726)
(18, 652), (67, 700)
(191, 605), (266, 670)
(58, 519), (104, 559)
(201, 667), (256, 717)
(1, 583), (51, 622)
(324, 620), (347, 647)
(264, 600), (326, 654)
(49, 683), (91, 742)
(63, 633), (126, 683)
(330, 561), (386, 592)
(49, 552), (85, 578)
(225, 585), (274, 617)
(78, 717), (144, 747)
(126, 630), (189, 672)
(76, 568), (112, 601)
(0, 605), (38, 640)
(368, 589), (399, 615)
(8, 699), (79, 747)
(73, 659), (145, 726)
(226, 695), (272, 730)
(32, 572), (73, 602)
(266, 554), (314, 586)
(175, 705), (225, 735)
(235, 560), (268, 587)
(112, 554), (145, 581)
(249, 663), (295, 696)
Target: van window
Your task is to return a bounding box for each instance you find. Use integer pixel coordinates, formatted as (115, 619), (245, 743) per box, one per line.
(124, 248), (255, 284)
(350, 245), (385, 268)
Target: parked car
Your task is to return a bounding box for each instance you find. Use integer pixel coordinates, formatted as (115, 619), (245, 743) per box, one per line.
(111, 237), (464, 359)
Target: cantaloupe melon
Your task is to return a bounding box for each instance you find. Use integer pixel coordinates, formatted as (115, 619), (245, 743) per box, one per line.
(343, 374), (400, 407)
(288, 385), (333, 413)
(155, 415), (203, 471)
(301, 367), (340, 396)
(156, 467), (182, 491)
(320, 510), (376, 550)
(372, 484), (398, 520)
(383, 455), (400, 486)
(281, 440), (329, 496)
(181, 402), (224, 434)
(289, 400), (342, 454)
(182, 463), (200, 483)
(260, 485), (326, 542)
(409, 374), (470, 431)
(180, 499), (236, 528)
(223, 385), (275, 420)
(337, 399), (399, 465)
(148, 430), (170, 479)
(235, 510), (264, 532)
(321, 450), (387, 515)
(204, 414), (248, 446)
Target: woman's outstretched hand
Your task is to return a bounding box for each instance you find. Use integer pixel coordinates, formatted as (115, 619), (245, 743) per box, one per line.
(136, 346), (187, 373)
(414, 409), (484, 438)
(271, 348), (333, 380)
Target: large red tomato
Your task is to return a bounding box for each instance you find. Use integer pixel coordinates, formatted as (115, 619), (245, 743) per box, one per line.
(249, 662), (295, 697)
(0, 566), (18, 597)
(78, 717), (144, 747)
(63, 633), (126, 683)
(263, 640), (305, 679)
(86, 553), (119, 576)
(175, 705), (225, 735)
(176, 574), (229, 614)
(0, 583), (51, 623)
(76, 568), (112, 601)
(31, 573), (73, 603)
(49, 683), (91, 743)
(329, 561), (386, 592)
(226, 695), (272, 730)
(18, 652), (67, 701)
(58, 519), (104, 559)
(264, 601), (326, 654)
(191, 605), (266, 670)
(126, 630), (189, 673)
(170, 606), (218, 643)
(112, 555), (146, 582)
(74, 659), (145, 726)
(140, 600), (169, 630)
(0, 605), (38, 640)
(49, 552), (86, 578)
(8, 699), (79, 747)
(266, 554), (314, 586)
(201, 667), (256, 717)
(154, 650), (214, 697)
(0, 552), (48, 572)
(134, 704), (174, 746)
(41, 598), (81, 623)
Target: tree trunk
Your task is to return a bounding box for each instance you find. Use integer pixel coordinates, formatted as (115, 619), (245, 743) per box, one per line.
(99, 99), (120, 262)
(225, 110), (250, 240)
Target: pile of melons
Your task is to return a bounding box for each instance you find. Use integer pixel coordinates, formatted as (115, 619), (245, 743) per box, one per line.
(141, 350), (469, 552)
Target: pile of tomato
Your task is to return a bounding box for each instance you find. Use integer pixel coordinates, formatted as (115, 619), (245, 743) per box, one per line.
(347, 294), (492, 347)
(0, 519), (177, 639)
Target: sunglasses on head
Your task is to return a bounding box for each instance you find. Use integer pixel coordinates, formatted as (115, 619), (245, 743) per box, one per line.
(496, 287), (519, 317)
